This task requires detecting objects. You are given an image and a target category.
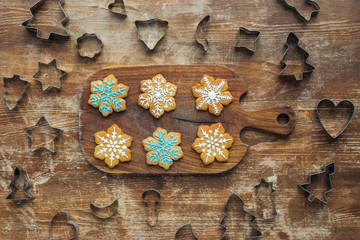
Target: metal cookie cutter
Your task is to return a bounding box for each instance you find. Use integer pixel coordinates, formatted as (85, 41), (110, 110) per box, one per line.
(142, 188), (161, 227)
(234, 27), (260, 53)
(6, 166), (35, 204)
(195, 15), (210, 52)
(299, 162), (335, 204)
(220, 192), (262, 239)
(49, 210), (79, 240)
(254, 178), (277, 220)
(3, 74), (30, 111)
(90, 198), (119, 219)
(76, 33), (104, 59)
(316, 99), (355, 139)
(174, 223), (198, 240)
(282, 0), (320, 22)
(21, 0), (70, 40)
(135, 19), (168, 51)
(33, 58), (66, 91)
(24, 115), (63, 153)
(108, 0), (127, 17)
(279, 32), (315, 81)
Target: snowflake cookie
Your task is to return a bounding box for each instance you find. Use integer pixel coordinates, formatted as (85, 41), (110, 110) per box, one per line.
(138, 74), (177, 118)
(94, 124), (133, 168)
(142, 127), (183, 170)
(192, 123), (234, 165)
(88, 74), (129, 117)
(192, 74), (234, 116)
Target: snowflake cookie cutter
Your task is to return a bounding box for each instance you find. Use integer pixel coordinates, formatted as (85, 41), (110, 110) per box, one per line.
(234, 27), (260, 53)
(21, 0), (70, 40)
(279, 32), (315, 81)
(282, 0), (320, 22)
(49, 210), (79, 240)
(220, 192), (262, 239)
(254, 178), (277, 220)
(108, 0), (127, 17)
(195, 15), (210, 52)
(76, 33), (104, 59)
(174, 223), (198, 240)
(3, 74), (30, 111)
(90, 198), (119, 219)
(6, 166), (35, 204)
(142, 188), (161, 227)
(135, 18), (169, 51)
(299, 162), (335, 204)
(33, 58), (67, 91)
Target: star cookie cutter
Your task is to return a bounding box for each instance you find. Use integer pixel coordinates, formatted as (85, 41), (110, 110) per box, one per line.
(195, 15), (210, 52)
(90, 198), (119, 219)
(142, 188), (161, 227)
(234, 26), (260, 53)
(282, 0), (320, 22)
(3, 74), (30, 111)
(174, 223), (198, 240)
(33, 58), (66, 91)
(279, 32), (315, 81)
(254, 178), (277, 220)
(299, 162), (335, 204)
(76, 33), (104, 59)
(49, 210), (79, 240)
(6, 166), (35, 204)
(135, 19), (169, 51)
(108, 0), (127, 17)
(220, 192), (262, 239)
(24, 115), (63, 153)
(21, 0), (70, 40)
(316, 99), (355, 139)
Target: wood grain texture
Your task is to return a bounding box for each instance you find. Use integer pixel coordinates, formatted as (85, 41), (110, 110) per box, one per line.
(0, 0), (359, 239)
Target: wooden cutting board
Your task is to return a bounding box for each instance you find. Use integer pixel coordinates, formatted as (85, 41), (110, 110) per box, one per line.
(79, 65), (295, 174)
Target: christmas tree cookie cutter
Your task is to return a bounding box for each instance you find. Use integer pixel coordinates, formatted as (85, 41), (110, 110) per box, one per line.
(142, 188), (161, 227)
(174, 223), (198, 240)
(195, 15), (210, 52)
(3, 74), (30, 111)
(234, 27), (260, 53)
(6, 166), (35, 204)
(135, 19), (168, 51)
(282, 0), (320, 22)
(33, 58), (67, 91)
(21, 0), (70, 40)
(254, 178), (277, 220)
(49, 210), (79, 240)
(108, 0), (127, 17)
(279, 32), (315, 81)
(299, 162), (335, 204)
(76, 33), (104, 59)
(90, 198), (119, 219)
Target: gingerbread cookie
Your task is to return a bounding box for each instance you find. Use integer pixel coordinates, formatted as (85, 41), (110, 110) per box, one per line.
(142, 127), (183, 170)
(192, 123), (234, 165)
(138, 74), (177, 118)
(94, 124), (133, 168)
(88, 74), (129, 117)
(192, 74), (233, 116)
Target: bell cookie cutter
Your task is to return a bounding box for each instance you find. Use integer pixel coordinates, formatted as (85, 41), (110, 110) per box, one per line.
(316, 99), (355, 139)
(108, 0), (127, 17)
(21, 0), (70, 40)
(195, 15), (210, 52)
(299, 162), (335, 204)
(49, 210), (79, 240)
(90, 198), (118, 219)
(234, 26), (260, 53)
(135, 19), (168, 51)
(142, 188), (161, 227)
(254, 178), (277, 220)
(282, 0), (320, 22)
(6, 166), (35, 204)
(33, 58), (66, 91)
(76, 33), (104, 59)
(3, 74), (30, 111)
(174, 223), (198, 240)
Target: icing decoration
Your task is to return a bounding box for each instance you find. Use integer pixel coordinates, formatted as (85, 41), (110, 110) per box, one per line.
(192, 74), (233, 116)
(192, 123), (234, 165)
(138, 74), (177, 118)
(88, 74), (129, 117)
(94, 124), (132, 168)
(143, 127), (183, 170)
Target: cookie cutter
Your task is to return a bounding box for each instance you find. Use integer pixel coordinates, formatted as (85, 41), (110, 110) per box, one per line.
(316, 99), (355, 139)
(282, 0), (320, 22)
(90, 198), (118, 219)
(142, 188), (161, 227)
(254, 178), (277, 220)
(6, 166), (35, 204)
(279, 32), (315, 81)
(21, 0), (70, 40)
(108, 0), (127, 17)
(299, 162), (335, 204)
(24, 115), (63, 153)
(76, 33), (104, 59)
(220, 192), (262, 239)
(174, 223), (198, 240)
(234, 27), (260, 53)
(3, 74), (30, 111)
(49, 210), (79, 240)
(33, 58), (66, 91)
(135, 19), (168, 51)
(195, 15), (210, 52)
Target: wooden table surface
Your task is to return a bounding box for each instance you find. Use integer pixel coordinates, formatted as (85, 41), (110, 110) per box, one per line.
(0, 0), (359, 239)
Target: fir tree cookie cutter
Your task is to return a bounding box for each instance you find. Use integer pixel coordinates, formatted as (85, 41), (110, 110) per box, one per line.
(299, 162), (335, 204)
(254, 178), (277, 220)
(76, 33), (104, 59)
(21, 0), (70, 40)
(234, 27), (261, 53)
(174, 223), (198, 240)
(135, 19), (168, 51)
(142, 188), (161, 227)
(33, 58), (67, 91)
(90, 198), (119, 219)
(49, 210), (79, 240)
(108, 0), (127, 17)
(3, 74), (30, 111)
(282, 0), (320, 22)
(6, 166), (35, 204)
(195, 15), (210, 52)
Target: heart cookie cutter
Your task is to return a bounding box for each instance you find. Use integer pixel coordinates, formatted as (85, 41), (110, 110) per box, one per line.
(108, 0), (127, 17)
(316, 99), (355, 139)
(49, 210), (79, 240)
(6, 166), (35, 204)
